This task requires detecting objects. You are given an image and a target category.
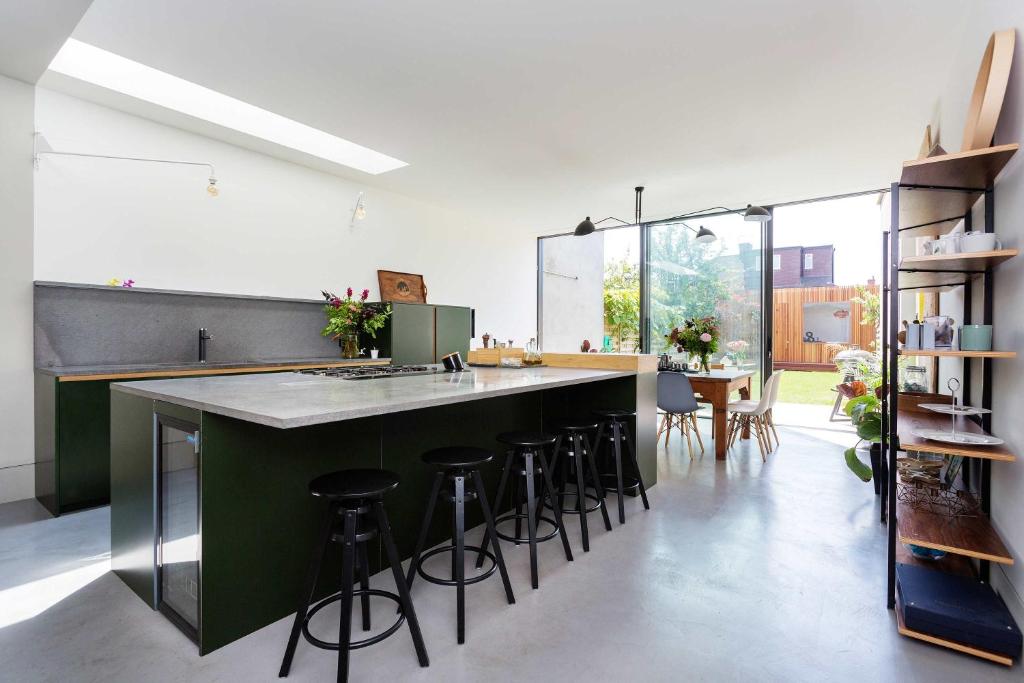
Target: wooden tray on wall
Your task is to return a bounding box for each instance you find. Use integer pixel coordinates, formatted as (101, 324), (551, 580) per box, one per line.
(377, 270), (427, 303)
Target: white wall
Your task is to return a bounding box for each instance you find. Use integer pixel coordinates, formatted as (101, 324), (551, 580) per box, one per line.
(0, 74), (36, 503)
(33, 88), (536, 346)
(540, 233), (604, 352)
(935, 6), (1024, 621)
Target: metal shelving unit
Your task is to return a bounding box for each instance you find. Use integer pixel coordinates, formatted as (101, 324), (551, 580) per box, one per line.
(882, 144), (1018, 666)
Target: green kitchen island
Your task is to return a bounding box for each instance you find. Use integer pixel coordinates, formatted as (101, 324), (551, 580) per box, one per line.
(109, 363), (656, 654)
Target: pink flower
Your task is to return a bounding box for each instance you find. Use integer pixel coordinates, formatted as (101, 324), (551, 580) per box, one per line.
(361, 288), (369, 301)
(122, 279), (135, 288)
(330, 297), (342, 309)
(346, 287), (354, 298)
(700, 332), (713, 343)
(348, 304), (359, 313)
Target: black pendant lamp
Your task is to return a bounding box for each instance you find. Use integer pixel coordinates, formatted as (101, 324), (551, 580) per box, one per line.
(574, 216), (596, 236)
(743, 204), (771, 223)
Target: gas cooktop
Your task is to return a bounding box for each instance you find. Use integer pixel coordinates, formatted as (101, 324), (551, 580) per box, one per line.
(297, 365), (444, 380)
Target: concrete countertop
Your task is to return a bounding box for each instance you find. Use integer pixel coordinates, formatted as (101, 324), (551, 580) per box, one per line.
(111, 366), (635, 429)
(36, 357), (388, 377)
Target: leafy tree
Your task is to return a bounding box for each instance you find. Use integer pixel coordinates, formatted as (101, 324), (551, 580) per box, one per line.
(603, 258), (640, 350)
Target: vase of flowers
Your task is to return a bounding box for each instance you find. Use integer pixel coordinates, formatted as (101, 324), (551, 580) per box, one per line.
(666, 316), (720, 374)
(321, 288), (392, 359)
(725, 339), (749, 367)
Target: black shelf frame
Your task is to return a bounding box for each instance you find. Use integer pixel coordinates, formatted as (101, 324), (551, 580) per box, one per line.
(883, 180), (998, 610)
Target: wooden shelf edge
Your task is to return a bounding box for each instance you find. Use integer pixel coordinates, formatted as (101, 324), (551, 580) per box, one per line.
(901, 143), (1019, 173)
(897, 503), (1014, 566)
(895, 595), (1014, 666)
(899, 249), (1018, 271)
(897, 349), (1016, 358)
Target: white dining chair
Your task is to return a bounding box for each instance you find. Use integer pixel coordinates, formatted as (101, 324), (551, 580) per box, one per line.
(726, 370), (784, 461)
(764, 369), (785, 449)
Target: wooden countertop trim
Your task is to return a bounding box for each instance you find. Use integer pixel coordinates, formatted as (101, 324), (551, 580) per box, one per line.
(56, 360), (390, 382)
(541, 353), (658, 372)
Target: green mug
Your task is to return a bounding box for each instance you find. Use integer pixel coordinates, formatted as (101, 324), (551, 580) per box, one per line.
(959, 324), (993, 351)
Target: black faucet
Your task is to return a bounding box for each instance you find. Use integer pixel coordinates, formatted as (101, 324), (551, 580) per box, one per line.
(199, 328), (213, 363)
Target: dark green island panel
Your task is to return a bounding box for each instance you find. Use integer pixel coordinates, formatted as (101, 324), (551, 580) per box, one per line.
(109, 366), (654, 656)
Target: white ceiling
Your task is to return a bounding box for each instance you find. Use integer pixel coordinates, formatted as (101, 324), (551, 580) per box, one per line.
(37, 0), (972, 234)
(0, 0), (92, 83)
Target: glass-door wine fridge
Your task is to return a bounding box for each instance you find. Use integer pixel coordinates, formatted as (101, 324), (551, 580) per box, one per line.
(156, 414), (201, 643)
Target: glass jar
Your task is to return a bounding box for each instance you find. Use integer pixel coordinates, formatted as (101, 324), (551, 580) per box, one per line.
(902, 365), (927, 393)
(523, 337), (543, 366)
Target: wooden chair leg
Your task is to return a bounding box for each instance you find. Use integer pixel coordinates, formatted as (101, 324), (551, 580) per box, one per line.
(657, 413), (668, 447)
(753, 417), (767, 461)
(681, 416), (694, 459)
(767, 409), (780, 448)
(689, 412), (705, 455)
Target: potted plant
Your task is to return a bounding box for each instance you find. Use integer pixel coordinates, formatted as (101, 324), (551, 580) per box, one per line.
(843, 392), (883, 482)
(666, 316), (719, 373)
(321, 288), (391, 359)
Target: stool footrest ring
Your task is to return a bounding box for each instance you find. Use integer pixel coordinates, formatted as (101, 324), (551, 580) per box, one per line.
(302, 588), (406, 651)
(493, 512), (559, 543)
(415, 544), (498, 586)
(598, 472), (640, 492)
(544, 489), (604, 514)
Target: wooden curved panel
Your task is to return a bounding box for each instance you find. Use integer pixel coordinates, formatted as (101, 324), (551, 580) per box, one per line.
(961, 29), (1015, 151)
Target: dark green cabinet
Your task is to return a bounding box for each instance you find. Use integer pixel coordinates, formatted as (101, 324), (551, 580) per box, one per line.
(434, 305), (472, 361)
(379, 302), (472, 365)
(35, 375), (114, 516)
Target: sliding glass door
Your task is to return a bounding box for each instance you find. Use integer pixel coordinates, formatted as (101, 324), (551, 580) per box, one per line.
(646, 212), (763, 396)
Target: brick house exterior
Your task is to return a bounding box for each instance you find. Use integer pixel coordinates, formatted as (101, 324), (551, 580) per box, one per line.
(773, 245), (834, 288)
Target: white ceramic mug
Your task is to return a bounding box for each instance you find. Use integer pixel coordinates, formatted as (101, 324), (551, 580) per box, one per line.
(960, 231), (1001, 253)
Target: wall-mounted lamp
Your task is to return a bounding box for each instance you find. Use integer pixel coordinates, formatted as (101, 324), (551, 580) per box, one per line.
(350, 192), (367, 228)
(33, 132), (219, 197)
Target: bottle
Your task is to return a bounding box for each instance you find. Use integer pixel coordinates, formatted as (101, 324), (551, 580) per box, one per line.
(524, 338), (543, 366)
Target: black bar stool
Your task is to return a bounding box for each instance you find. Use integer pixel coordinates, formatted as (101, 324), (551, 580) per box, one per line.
(279, 468), (429, 683)
(550, 420), (612, 552)
(593, 409), (650, 524)
(406, 446), (515, 644)
(477, 432), (573, 589)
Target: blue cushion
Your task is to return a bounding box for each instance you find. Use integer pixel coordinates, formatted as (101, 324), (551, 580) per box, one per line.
(897, 562), (1021, 657)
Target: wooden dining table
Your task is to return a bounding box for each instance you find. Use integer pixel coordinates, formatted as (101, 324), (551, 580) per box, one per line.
(684, 369), (756, 460)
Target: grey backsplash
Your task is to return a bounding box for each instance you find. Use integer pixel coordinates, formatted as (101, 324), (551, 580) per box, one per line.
(35, 282), (338, 367)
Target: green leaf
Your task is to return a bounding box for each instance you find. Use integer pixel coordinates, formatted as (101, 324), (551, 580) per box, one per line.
(856, 413), (882, 442)
(844, 447), (873, 482)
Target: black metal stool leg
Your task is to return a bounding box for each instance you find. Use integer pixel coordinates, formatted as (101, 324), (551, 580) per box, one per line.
(373, 501), (430, 668)
(471, 470), (516, 603)
(476, 449), (512, 568)
(523, 451), (540, 588)
(280, 501), (337, 678)
(405, 471), (444, 594)
(337, 508), (358, 683)
(572, 434), (591, 552)
(357, 542), (371, 631)
(453, 473), (467, 644)
(513, 467), (524, 543)
(537, 448), (573, 562)
(611, 421), (626, 524)
(622, 421), (650, 509)
(583, 432), (613, 531)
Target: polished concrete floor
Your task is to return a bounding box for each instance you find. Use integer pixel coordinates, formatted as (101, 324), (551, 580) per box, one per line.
(0, 418), (1017, 682)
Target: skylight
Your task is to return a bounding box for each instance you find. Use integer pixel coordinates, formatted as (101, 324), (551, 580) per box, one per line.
(47, 39), (408, 175)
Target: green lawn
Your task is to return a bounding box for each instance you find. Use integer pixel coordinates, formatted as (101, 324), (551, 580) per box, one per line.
(775, 370), (843, 406)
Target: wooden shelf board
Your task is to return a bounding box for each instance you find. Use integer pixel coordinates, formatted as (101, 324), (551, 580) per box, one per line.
(895, 594), (1014, 666)
(895, 547), (976, 577)
(898, 349), (1016, 358)
(56, 359), (390, 382)
(900, 249), (1018, 272)
(896, 271), (969, 291)
(897, 499), (1014, 565)
(897, 144), (1018, 236)
(897, 250), (1018, 289)
(898, 409), (1015, 461)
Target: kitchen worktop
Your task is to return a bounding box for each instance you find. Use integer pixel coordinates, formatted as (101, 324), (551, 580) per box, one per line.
(36, 357), (388, 378)
(111, 366), (635, 429)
